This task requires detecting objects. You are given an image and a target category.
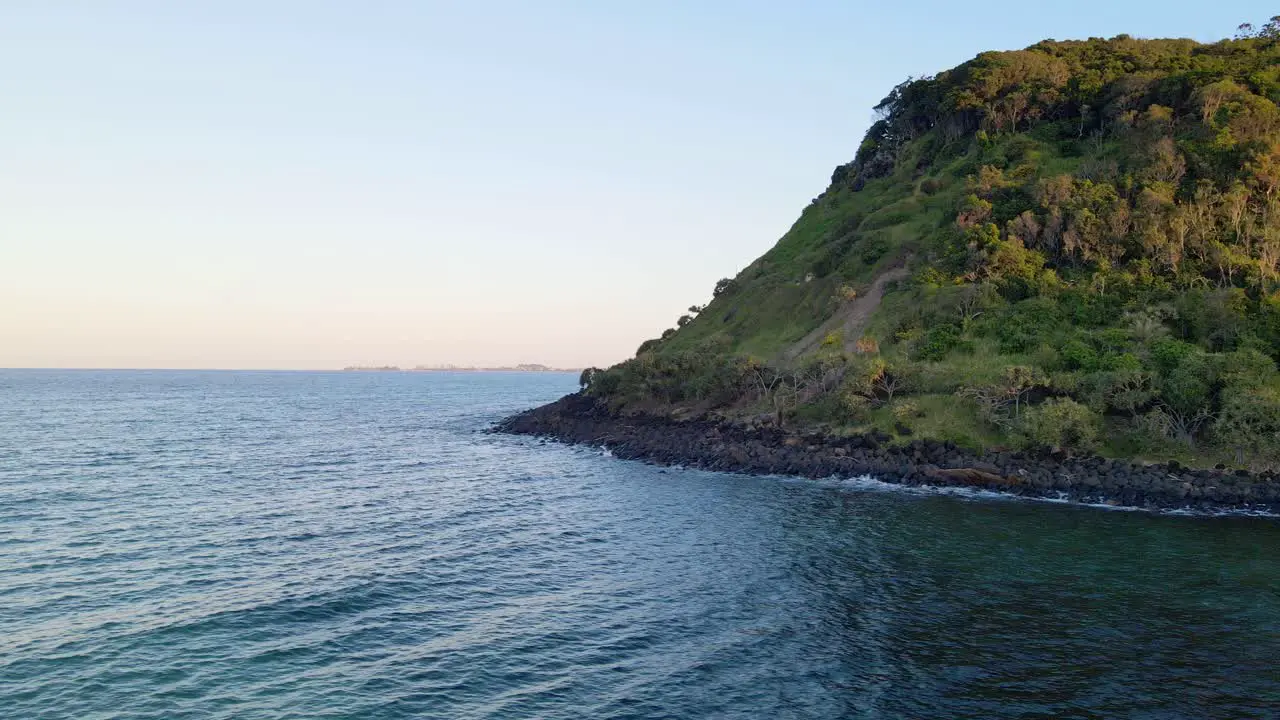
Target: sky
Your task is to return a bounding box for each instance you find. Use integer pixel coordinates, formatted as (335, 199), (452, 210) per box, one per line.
(1, 1), (1275, 369)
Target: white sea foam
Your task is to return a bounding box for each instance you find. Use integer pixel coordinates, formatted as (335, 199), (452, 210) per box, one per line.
(806, 473), (1279, 518)
(563, 440), (1278, 518)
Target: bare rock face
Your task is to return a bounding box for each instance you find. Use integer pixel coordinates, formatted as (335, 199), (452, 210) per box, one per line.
(928, 467), (1015, 487)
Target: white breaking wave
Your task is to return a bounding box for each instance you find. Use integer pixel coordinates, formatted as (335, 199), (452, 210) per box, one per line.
(547, 440), (1278, 519)
(819, 473), (1278, 518)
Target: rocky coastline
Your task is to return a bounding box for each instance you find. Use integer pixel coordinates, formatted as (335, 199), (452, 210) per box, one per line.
(494, 393), (1280, 514)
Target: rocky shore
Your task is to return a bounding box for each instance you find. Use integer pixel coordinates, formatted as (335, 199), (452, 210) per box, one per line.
(494, 393), (1280, 514)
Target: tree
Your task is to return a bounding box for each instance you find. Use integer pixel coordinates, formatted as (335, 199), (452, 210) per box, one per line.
(958, 366), (1046, 427)
(1223, 183), (1251, 244)
(1262, 16), (1280, 39)
(1125, 307), (1171, 344)
(1034, 175), (1074, 208)
(744, 359), (791, 425)
(1101, 371), (1155, 414)
(1002, 365), (1045, 418)
(1144, 136), (1186, 185)
(981, 235), (1047, 284)
(1248, 142), (1280, 202)
(713, 278), (736, 297)
(854, 335), (880, 354)
(954, 282), (999, 330)
(1215, 385), (1280, 465)
(872, 361), (915, 402)
(1259, 224), (1280, 291)
(956, 194), (993, 228)
(1006, 211), (1041, 249)
(1154, 352), (1217, 445)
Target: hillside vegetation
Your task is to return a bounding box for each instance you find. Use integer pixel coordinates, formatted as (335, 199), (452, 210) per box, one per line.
(582, 19), (1280, 470)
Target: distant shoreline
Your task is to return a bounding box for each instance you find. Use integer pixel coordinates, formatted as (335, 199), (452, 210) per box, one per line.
(342, 365), (582, 373)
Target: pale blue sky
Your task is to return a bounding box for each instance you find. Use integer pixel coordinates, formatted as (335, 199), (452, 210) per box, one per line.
(1, 1), (1272, 369)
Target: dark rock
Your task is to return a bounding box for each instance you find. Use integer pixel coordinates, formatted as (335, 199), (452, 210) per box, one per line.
(491, 393), (1279, 514)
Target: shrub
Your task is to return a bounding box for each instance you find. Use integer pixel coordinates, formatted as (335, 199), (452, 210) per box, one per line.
(1031, 343), (1062, 371)
(1099, 352), (1144, 372)
(1205, 288), (1250, 351)
(1149, 338), (1198, 375)
(1019, 398), (1100, 451)
(1149, 351), (1218, 445)
(586, 367), (622, 396)
(1137, 409), (1178, 446)
(1079, 369), (1155, 414)
(915, 266), (950, 287)
(860, 234), (891, 264)
(891, 400), (921, 424)
(1221, 348), (1275, 386)
(993, 297), (1062, 353)
(845, 356), (887, 398)
(1161, 351), (1216, 417)
(1060, 339), (1098, 371)
(1059, 289), (1120, 326)
(1125, 308), (1171, 344)
(839, 391), (873, 424)
(844, 356), (917, 403)
(915, 325), (962, 361)
(1097, 327), (1131, 353)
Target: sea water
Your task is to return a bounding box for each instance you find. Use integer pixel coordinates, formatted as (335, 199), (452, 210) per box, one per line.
(2, 370), (1277, 718)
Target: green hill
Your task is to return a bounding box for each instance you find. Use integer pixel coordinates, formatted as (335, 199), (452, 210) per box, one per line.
(581, 19), (1280, 471)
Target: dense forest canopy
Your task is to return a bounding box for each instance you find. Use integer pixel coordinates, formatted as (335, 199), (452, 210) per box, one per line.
(582, 19), (1280, 470)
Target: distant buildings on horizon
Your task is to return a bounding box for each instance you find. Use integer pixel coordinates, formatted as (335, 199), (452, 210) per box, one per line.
(342, 363), (581, 373)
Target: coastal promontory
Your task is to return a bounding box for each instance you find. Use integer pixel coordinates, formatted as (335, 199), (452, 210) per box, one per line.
(502, 22), (1280, 511)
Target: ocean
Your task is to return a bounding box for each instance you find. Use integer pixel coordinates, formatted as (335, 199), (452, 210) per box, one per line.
(2, 370), (1277, 719)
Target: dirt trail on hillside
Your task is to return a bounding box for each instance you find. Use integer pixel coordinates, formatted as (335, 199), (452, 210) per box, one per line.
(782, 264), (910, 362)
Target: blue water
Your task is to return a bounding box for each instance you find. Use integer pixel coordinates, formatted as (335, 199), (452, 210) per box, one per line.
(1, 370), (1277, 719)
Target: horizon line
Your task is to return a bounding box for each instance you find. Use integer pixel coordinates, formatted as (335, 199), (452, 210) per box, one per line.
(0, 366), (585, 373)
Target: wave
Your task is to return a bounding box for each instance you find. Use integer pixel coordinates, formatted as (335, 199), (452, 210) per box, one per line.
(819, 473), (1280, 518)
